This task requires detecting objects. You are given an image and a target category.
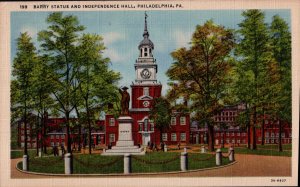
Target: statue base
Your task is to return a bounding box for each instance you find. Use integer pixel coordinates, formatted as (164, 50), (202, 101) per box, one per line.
(102, 116), (145, 156)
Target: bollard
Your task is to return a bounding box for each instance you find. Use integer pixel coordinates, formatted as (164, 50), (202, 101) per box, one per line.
(229, 147), (235, 162)
(103, 148), (106, 153)
(164, 145), (168, 152)
(216, 149), (222, 166)
(23, 155), (28, 171)
(64, 153), (73, 174)
(201, 145), (206, 153)
(38, 150), (42, 157)
(184, 147), (187, 153)
(180, 152), (188, 171)
(124, 154), (131, 174)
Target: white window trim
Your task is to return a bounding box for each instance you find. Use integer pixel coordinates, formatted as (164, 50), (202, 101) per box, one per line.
(180, 117), (186, 125)
(180, 133), (186, 141)
(171, 133), (177, 141)
(171, 117), (176, 125)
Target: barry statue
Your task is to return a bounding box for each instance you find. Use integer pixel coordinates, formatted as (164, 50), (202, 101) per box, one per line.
(119, 86), (130, 116)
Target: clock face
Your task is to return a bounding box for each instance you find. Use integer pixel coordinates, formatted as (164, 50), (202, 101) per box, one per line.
(141, 69), (151, 79)
(143, 101), (150, 107)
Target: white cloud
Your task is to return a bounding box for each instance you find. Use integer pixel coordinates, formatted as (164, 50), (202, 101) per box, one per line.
(172, 30), (192, 48)
(20, 26), (38, 39)
(102, 32), (125, 46)
(103, 48), (123, 63)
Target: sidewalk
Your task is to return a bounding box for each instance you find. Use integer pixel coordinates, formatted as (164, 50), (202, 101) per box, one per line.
(11, 154), (291, 178)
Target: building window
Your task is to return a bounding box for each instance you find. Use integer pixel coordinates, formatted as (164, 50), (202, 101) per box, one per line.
(109, 134), (115, 143)
(144, 119), (148, 131)
(265, 132), (269, 137)
(237, 133), (240, 136)
(232, 139), (235, 143)
(271, 133), (275, 137)
(56, 135), (59, 139)
(21, 136), (24, 141)
(226, 139), (230, 143)
(143, 87), (149, 96)
(237, 139), (240, 143)
(271, 139), (274, 143)
(171, 117), (176, 125)
(226, 132), (229, 136)
(180, 117), (186, 125)
(276, 133), (279, 137)
(281, 133), (285, 137)
(162, 133), (168, 141)
(180, 133), (186, 141)
(51, 142), (54, 146)
(266, 139), (269, 143)
(231, 132), (234, 136)
(171, 133), (177, 141)
(139, 123), (143, 131)
(109, 118), (115, 126)
(289, 133), (292, 138)
(150, 123), (154, 131)
(242, 133), (246, 137)
(61, 135), (65, 139)
(51, 135), (54, 139)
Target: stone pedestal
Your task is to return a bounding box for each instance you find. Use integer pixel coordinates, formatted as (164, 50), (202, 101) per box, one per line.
(102, 116), (144, 156)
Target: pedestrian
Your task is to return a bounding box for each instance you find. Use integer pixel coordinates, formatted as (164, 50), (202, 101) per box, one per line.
(160, 142), (164, 152)
(177, 142), (181, 150)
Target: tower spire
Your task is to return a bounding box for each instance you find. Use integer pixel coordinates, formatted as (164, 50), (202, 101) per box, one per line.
(143, 11), (149, 38)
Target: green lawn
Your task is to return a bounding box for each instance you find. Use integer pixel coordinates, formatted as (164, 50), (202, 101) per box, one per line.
(17, 152), (231, 174)
(11, 149), (53, 159)
(220, 145), (292, 157)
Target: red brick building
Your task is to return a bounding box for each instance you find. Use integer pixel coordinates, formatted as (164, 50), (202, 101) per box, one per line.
(190, 104), (292, 146)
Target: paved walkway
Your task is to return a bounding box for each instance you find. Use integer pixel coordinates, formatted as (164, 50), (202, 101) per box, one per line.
(11, 154), (291, 178)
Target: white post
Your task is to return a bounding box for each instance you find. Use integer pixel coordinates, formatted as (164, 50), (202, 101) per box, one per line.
(216, 149), (222, 166)
(184, 147), (187, 153)
(229, 147), (235, 162)
(164, 144), (168, 152)
(180, 152), (188, 171)
(64, 153), (73, 174)
(59, 149), (62, 156)
(38, 149), (42, 157)
(103, 148), (106, 153)
(22, 155), (28, 171)
(124, 154), (131, 174)
(201, 145), (206, 153)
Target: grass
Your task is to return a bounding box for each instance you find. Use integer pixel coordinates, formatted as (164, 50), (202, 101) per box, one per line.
(219, 144), (292, 157)
(17, 152), (231, 174)
(11, 149), (53, 159)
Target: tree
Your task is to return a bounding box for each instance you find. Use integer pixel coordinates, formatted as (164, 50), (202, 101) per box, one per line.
(235, 10), (275, 150)
(11, 32), (37, 156)
(149, 97), (172, 143)
(74, 33), (120, 154)
(30, 55), (56, 154)
(38, 12), (85, 154)
(166, 20), (235, 151)
(269, 15), (291, 152)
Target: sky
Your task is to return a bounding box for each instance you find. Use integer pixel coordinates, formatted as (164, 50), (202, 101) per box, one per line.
(11, 10), (291, 96)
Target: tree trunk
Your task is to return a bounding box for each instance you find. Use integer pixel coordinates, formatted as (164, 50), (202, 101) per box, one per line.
(42, 114), (47, 154)
(208, 124), (214, 152)
(278, 120), (283, 152)
(261, 109), (265, 146)
(88, 120), (92, 154)
(66, 112), (72, 154)
(251, 108), (257, 150)
(247, 124), (251, 149)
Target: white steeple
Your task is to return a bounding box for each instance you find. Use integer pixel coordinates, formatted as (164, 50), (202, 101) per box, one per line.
(134, 12), (158, 84)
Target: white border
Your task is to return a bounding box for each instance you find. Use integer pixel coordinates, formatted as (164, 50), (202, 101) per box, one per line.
(0, 1), (299, 186)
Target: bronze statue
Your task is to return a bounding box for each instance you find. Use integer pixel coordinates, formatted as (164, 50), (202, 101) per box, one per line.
(119, 86), (130, 115)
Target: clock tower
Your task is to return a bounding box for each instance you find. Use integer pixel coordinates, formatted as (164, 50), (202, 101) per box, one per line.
(130, 12), (162, 111)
